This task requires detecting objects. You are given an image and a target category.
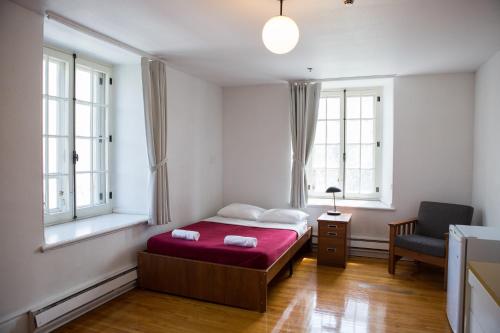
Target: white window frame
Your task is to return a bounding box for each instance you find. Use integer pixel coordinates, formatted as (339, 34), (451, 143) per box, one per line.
(43, 46), (113, 226)
(307, 87), (382, 201)
(43, 47), (74, 224)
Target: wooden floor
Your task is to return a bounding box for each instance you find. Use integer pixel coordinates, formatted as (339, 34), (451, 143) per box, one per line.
(55, 255), (451, 333)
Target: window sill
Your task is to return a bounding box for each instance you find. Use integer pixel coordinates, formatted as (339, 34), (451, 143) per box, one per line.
(42, 213), (149, 252)
(307, 198), (395, 211)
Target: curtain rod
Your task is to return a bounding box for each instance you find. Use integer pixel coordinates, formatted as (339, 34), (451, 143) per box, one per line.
(45, 10), (167, 63)
(289, 74), (396, 85)
(317, 74), (396, 82)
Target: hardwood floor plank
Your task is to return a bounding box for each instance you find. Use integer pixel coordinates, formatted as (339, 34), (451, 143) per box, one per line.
(55, 255), (451, 333)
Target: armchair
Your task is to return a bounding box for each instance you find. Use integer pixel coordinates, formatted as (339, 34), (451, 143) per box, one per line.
(388, 201), (473, 287)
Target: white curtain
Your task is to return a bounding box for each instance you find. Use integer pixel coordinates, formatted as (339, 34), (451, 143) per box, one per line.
(141, 57), (171, 225)
(289, 81), (322, 208)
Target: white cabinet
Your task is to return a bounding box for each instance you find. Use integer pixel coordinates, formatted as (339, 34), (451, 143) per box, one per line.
(465, 263), (500, 333)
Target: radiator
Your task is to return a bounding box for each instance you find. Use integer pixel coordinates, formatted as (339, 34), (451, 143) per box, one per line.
(30, 268), (137, 332)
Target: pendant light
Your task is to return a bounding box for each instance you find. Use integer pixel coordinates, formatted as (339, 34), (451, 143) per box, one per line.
(262, 0), (299, 54)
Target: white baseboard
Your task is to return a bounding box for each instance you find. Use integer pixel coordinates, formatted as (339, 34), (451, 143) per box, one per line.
(32, 281), (135, 333)
(0, 314), (30, 333)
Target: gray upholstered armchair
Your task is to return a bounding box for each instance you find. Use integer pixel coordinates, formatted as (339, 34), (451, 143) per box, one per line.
(388, 201), (473, 286)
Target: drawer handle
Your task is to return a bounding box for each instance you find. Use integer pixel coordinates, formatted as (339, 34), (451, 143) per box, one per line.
(327, 232), (338, 236)
(327, 248), (337, 253)
(327, 225), (338, 229)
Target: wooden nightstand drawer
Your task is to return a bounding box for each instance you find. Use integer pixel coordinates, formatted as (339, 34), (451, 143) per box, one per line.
(318, 238), (345, 266)
(318, 223), (346, 239)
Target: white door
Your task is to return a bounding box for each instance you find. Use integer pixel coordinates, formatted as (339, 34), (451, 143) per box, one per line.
(447, 226), (466, 333)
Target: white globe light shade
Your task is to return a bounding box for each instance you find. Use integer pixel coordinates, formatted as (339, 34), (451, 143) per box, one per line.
(262, 15), (299, 54)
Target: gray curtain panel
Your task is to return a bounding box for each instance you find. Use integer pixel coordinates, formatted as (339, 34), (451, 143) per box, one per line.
(289, 81), (321, 208)
(141, 57), (171, 225)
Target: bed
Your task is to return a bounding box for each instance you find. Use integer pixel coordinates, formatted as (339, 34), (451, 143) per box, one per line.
(137, 216), (312, 312)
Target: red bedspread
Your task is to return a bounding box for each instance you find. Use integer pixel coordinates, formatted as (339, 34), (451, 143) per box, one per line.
(147, 221), (298, 269)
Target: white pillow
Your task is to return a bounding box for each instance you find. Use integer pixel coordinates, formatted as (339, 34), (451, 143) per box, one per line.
(217, 203), (265, 221)
(257, 209), (309, 224)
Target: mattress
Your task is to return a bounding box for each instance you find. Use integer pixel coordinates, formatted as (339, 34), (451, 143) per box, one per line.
(147, 219), (306, 269)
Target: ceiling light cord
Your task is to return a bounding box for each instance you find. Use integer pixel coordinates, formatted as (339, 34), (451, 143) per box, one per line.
(280, 0), (283, 16)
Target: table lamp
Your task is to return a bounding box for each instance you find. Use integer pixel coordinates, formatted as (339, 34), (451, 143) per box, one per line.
(326, 186), (341, 215)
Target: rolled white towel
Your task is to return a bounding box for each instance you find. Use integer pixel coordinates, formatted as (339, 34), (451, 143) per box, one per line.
(224, 235), (258, 248)
(172, 229), (200, 241)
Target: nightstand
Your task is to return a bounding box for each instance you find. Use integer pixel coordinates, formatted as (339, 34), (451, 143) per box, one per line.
(317, 213), (352, 268)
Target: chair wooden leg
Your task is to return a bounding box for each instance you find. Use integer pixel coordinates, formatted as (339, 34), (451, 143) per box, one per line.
(388, 253), (395, 274)
(388, 253), (401, 274)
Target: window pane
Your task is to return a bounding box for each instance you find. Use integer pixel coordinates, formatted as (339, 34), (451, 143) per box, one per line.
(43, 57), (46, 95)
(360, 169), (375, 194)
(346, 144), (360, 168)
(326, 144), (340, 168)
(76, 173), (91, 207)
(76, 68), (91, 102)
(361, 96), (374, 118)
(43, 178), (47, 212)
(312, 145), (326, 168)
(345, 169), (360, 194)
(42, 138), (46, 174)
(75, 103), (91, 137)
(47, 137), (68, 174)
(48, 177), (58, 210)
(318, 98), (327, 120)
(315, 121), (326, 144)
(361, 119), (374, 144)
(326, 120), (340, 144)
(346, 96), (360, 119)
(346, 120), (360, 143)
(48, 59), (66, 97)
(42, 98), (46, 135)
(93, 107), (106, 138)
(48, 99), (68, 135)
(47, 176), (69, 213)
(326, 168), (341, 189)
(93, 139), (106, 171)
(93, 72), (106, 104)
(327, 98), (340, 119)
(93, 173), (107, 205)
(361, 144), (375, 169)
(76, 138), (92, 172)
(311, 168), (326, 193)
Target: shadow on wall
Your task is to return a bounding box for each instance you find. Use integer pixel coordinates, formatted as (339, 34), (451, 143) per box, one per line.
(472, 209), (483, 226)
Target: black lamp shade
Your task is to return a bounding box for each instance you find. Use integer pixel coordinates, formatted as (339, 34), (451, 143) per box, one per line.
(326, 186), (341, 193)
(326, 186), (341, 216)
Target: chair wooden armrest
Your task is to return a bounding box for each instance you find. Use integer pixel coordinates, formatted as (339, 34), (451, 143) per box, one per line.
(388, 219), (418, 227)
(389, 219), (417, 236)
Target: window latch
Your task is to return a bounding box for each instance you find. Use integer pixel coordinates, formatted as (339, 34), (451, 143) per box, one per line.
(72, 150), (79, 165)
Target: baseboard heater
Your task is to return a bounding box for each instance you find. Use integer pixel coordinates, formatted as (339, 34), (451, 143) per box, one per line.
(30, 268), (137, 332)
(313, 235), (390, 259)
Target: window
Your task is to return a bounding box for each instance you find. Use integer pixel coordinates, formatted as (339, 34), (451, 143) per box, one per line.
(43, 47), (112, 225)
(307, 88), (381, 200)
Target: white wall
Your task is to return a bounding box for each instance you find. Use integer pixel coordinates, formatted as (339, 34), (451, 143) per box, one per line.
(0, 2), (223, 330)
(223, 84), (291, 208)
(112, 64), (150, 214)
(223, 73), (475, 240)
(472, 50), (500, 227)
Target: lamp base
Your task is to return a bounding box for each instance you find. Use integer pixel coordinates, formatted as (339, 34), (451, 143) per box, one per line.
(327, 210), (341, 216)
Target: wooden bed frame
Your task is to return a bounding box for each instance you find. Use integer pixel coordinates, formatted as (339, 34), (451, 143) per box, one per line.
(137, 226), (312, 312)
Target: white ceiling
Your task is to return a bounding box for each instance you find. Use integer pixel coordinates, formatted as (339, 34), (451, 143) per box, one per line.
(44, 19), (141, 65)
(13, 0), (500, 86)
